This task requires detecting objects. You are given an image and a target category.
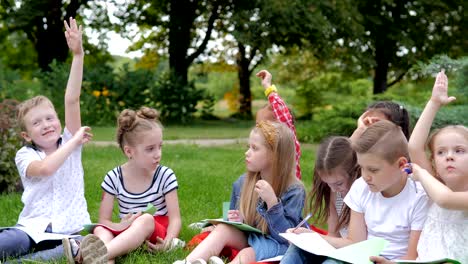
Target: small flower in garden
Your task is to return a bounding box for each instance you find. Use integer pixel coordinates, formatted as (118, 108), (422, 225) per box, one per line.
(92, 90), (101, 98)
(102, 87), (109, 97)
(118, 101), (125, 106)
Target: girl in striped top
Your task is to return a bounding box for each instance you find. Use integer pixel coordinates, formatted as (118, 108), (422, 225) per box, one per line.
(94, 107), (181, 263)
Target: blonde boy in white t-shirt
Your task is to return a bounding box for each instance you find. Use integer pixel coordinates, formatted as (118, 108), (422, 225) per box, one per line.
(0, 18), (106, 263)
(319, 120), (430, 263)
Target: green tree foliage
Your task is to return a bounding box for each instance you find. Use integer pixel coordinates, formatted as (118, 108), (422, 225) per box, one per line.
(313, 0), (466, 94)
(1, 0), (92, 71)
(0, 99), (22, 193)
(115, 0), (225, 86)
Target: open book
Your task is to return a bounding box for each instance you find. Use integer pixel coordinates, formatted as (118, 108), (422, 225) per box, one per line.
(0, 226), (79, 244)
(394, 259), (461, 264)
(83, 203), (157, 233)
(280, 232), (388, 264)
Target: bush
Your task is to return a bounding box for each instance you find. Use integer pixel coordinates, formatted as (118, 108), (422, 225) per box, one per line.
(0, 99), (22, 193)
(150, 71), (204, 123)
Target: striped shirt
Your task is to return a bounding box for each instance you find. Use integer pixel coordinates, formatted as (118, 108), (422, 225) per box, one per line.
(101, 165), (178, 218)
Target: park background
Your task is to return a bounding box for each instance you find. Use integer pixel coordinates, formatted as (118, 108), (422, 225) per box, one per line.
(0, 0), (467, 263)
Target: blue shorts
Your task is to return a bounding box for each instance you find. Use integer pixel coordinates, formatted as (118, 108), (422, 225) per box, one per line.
(248, 232), (289, 261)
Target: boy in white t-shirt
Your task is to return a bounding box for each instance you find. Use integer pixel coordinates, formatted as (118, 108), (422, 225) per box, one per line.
(0, 18), (106, 263)
(319, 120), (430, 263)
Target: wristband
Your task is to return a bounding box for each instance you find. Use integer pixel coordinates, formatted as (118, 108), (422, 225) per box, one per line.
(264, 85), (277, 97)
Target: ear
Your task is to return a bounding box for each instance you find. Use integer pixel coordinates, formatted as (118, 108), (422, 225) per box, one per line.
(397, 156), (408, 170)
(123, 145), (133, 159)
(21, 131), (32, 143)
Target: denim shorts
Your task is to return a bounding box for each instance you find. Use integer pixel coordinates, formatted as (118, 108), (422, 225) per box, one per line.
(248, 232), (289, 261)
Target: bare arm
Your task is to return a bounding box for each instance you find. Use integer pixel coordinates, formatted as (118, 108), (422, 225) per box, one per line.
(412, 163), (468, 210)
(399, 230), (421, 260)
(408, 71), (455, 174)
(326, 192), (341, 237)
(25, 127), (91, 177)
(64, 17), (84, 135)
(162, 190), (182, 241)
(322, 209), (367, 248)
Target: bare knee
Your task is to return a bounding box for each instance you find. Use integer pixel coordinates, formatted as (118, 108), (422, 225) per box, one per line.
(131, 213), (155, 235)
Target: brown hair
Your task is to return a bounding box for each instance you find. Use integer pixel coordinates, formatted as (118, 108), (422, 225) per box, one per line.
(352, 120), (409, 164)
(309, 136), (360, 233)
(16, 96), (55, 131)
(367, 101), (410, 140)
(116, 106), (162, 151)
(239, 121), (301, 233)
(427, 125), (468, 173)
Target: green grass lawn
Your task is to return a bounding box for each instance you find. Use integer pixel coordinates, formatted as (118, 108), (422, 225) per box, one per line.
(91, 120), (255, 141)
(0, 144), (317, 263)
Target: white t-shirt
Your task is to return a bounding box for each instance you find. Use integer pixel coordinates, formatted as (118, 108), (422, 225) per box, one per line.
(15, 128), (91, 234)
(417, 203), (468, 263)
(344, 177), (430, 260)
(101, 165), (178, 218)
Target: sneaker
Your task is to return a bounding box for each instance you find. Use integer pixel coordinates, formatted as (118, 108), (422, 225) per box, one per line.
(62, 238), (81, 264)
(173, 261), (192, 264)
(192, 259), (208, 264)
(208, 256), (224, 264)
(167, 238), (186, 251)
(80, 234), (108, 264)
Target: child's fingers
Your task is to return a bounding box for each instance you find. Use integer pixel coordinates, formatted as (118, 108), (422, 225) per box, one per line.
(64, 20), (71, 31)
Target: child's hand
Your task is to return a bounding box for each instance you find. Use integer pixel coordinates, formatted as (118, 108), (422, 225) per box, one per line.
(72, 126), (93, 145)
(256, 70), (273, 89)
(357, 110), (382, 129)
(146, 237), (169, 252)
(227, 209), (243, 223)
(403, 162), (430, 182)
(255, 180), (277, 208)
(286, 227), (312, 234)
(369, 256), (394, 264)
(64, 17), (83, 56)
(118, 211), (142, 229)
(430, 70), (456, 106)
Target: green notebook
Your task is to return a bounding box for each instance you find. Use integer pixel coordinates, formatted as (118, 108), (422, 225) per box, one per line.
(201, 218), (263, 234)
(395, 258), (461, 264)
(83, 203), (156, 233)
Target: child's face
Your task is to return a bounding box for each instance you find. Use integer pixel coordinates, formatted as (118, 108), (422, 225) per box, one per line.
(432, 131), (468, 191)
(21, 103), (61, 151)
(319, 170), (351, 196)
(357, 153), (406, 197)
(245, 130), (271, 173)
(126, 127), (163, 172)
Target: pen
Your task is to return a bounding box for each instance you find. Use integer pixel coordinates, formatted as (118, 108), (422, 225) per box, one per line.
(293, 212), (313, 231)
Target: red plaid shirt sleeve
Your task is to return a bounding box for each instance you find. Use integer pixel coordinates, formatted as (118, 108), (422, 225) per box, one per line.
(268, 92), (302, 179)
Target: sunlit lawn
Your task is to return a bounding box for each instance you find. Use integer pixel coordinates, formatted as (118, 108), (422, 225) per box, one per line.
(0, 144), (317, 263)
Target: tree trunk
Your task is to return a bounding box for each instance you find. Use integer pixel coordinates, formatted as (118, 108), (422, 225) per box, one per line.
(373, 41), (389, 94)
(168, 0), (194, 86)
(237, 43), (252, 118)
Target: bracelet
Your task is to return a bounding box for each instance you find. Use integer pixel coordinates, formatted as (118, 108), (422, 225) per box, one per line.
(264, 85), (277, 97)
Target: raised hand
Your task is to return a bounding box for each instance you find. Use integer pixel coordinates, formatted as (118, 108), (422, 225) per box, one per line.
(64, 17), (83, 56)
(256, 70), (273, 89)
(431, 70), (456, 106)
(255, 179), (277, 208)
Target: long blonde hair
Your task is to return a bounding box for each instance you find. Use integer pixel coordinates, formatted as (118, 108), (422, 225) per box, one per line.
(239, 121), (299, 233)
